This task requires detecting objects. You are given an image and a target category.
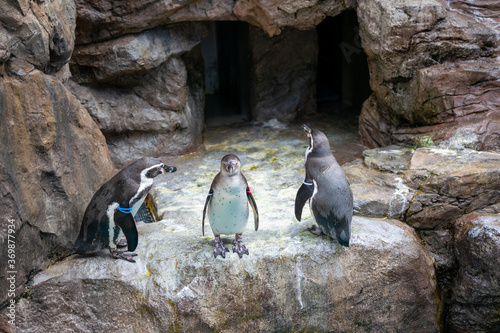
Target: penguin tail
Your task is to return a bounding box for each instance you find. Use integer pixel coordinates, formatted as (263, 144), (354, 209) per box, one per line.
(335, 216), (351, 247)
(337, 217), (351, 247)
(338, 236), (350, 247)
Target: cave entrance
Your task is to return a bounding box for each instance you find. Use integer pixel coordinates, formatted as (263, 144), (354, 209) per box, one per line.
(316, 10), (371, 116)
(201, 21), (250, 126)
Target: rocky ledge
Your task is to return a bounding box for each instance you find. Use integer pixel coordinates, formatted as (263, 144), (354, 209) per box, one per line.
(3, 121), (499, 332)
(13, 216), (438, 332)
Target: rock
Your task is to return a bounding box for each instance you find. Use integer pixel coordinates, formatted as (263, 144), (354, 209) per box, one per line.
(390, 61), (500, 150)
(68, 24), (207, 167)
(449, 213), (500, 332)
(362, 146), (413, 174)
(344, 159), (414, 220)
(357, 0), (500, 151)
(70, 22), (209, 84)
(9, 216), (439, 332)
(73, 0), (234, 45)
(72, 0), (354, 45)
(405, 148), (500, 229)
(233, 0), (354, 36)
(0, 70), (115, 307)
(0, 0), (76, 73)
(248, 26), (318, 121)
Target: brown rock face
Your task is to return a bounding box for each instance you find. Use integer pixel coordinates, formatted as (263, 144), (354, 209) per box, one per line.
(0, 71), (114, 306)
(68, 22), (208, 167)
(357, 0), (500, 150)
(0, 0), (76, 73)
(73, 0), (354, 44)
(450, 213), (500, 332)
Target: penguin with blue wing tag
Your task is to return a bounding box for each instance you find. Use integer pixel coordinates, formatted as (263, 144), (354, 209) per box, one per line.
(73, 157), (177, 262)
(295, 125), (353, 247)
(202, 154), (259, 258)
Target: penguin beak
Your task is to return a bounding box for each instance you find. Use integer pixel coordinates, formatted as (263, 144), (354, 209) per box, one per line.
(226, 161), (237, 173)
(162, 165), (177, 173)
(303, 124), (311, 137)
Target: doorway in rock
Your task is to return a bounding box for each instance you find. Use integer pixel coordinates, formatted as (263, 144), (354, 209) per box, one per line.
(316, 10), (371, 118)
(201, 21), (250, 127)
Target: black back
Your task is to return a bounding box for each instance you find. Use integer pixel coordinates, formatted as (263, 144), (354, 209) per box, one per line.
(73, 157), (165, 254)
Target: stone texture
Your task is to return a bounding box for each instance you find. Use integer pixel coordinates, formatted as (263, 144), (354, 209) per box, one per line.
(248, 26), (318, 121)
(362, 146), (413, 174)
(233, 0), (355, 36)
(0, 0), (76, 73)
(344, 159), (414, 220)
(8, 216), (439, 332)
(73, 0), (235, 45)
(68, 23), (208, 167)
(449, 213), (500, 333)
(70, 22), (209, 84)
(404, 148), (500, 230)
(357, 0), (500, 150)
(0, 70), (114, 307)
(72, 0), (355, 45)
(70, 0), (500, 150)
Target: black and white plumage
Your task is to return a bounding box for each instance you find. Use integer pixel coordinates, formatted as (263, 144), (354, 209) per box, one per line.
(202, 154), (259, 258)
(295, 125), (353, 246)
(73, 157), (177, 262)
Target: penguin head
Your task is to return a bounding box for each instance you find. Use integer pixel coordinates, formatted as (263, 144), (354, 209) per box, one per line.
(220, 154), (241, 176)
(130, 157), (177, 179)
(303, 124), (332, 157)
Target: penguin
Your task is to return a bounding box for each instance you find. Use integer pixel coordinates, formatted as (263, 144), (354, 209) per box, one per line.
(295, 125), (353, 247)
(73, 157), (177, 262)
(202, 154), (259, 258)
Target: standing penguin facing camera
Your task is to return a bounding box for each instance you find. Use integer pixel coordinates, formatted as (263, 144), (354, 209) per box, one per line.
(295, 125), (353, 246)
(202, 154), (259, 258)
(73, 157), (177, 262)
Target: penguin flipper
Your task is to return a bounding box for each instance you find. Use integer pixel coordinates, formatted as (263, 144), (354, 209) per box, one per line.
(202, 189), (213, 236)
(295, 180), (314, 221)
(246, 187), (259, 231)
(115, 212), (139, 252)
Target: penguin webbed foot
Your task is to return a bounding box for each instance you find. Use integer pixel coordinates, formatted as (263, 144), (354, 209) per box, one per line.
(308, 225), (324, 236)
(232, 234), (249, 258)
(110, 248), (138, 262)
(213, 235), (229, 258)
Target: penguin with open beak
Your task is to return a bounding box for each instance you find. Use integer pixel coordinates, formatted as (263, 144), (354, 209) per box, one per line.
(295, 125), (353, 246)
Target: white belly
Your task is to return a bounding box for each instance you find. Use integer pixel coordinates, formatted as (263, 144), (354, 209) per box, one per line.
(209, 186), (249, 235)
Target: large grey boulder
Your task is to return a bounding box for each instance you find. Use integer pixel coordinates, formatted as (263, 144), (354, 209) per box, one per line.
(11, 216), (439, 332)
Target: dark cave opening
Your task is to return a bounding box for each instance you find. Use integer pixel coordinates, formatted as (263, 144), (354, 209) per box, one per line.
(316, 10), (372, 115)
(201, 21), (250, 126)
(200, 11), (372, 126)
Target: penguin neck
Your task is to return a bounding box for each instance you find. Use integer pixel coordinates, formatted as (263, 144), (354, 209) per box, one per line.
(220, 171), (242, 185)
(130, 169), (155, 206)
(308, 147), (332, 158)
(221, 170), (240, 177)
